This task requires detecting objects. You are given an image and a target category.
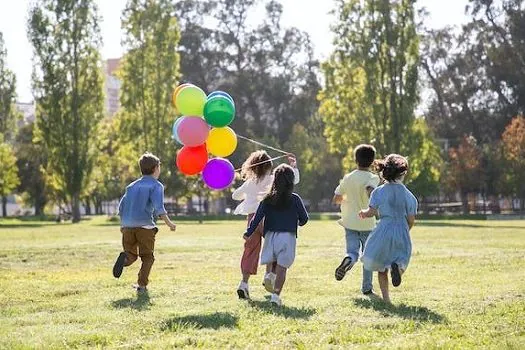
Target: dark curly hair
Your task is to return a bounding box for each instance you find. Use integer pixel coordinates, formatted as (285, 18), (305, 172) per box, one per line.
(241, 151), (273, 182)
(377, 154), (408, 182)
(264, 164), (295, 208)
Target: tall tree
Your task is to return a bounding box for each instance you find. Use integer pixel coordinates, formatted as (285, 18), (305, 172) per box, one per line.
(319, 0), (441, 197)
(0, 32), (19, 141)
(445, 136), (482, 214)
(501, 116), (525, 209)
(320, 0), (420, 157)
(118, 0), (181, 166)
(15, 124), (48, 216)
(0, 31), (21, 216)
(0, 143), (20, 217)
(175, 0), (320, 163)
(28, 0), (105, 222)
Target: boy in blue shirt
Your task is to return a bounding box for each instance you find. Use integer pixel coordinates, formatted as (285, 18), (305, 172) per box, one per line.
(112, 152), (177, 293)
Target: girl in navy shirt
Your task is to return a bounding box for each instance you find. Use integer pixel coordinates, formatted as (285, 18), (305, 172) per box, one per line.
(244, 164), (309, 306)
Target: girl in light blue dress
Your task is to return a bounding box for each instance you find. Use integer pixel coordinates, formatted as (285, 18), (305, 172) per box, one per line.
(359, 154), (418, 303)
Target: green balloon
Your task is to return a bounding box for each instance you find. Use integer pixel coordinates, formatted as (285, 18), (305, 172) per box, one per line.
(204, 96), (235, 127)
(175, 85), (207, 116)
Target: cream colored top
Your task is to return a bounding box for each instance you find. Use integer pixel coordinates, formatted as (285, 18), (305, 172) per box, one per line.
(232, 168), (300, 215)
(335, 170), (380, 231)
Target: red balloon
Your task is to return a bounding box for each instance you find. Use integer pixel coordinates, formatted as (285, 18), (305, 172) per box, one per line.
(176, 144), (208, 176)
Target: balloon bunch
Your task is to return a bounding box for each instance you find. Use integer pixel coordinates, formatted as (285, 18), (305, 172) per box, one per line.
(172, 84), (238, 190)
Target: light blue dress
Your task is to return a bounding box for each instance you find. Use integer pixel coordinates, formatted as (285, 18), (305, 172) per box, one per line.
(361, 182), (418, 272)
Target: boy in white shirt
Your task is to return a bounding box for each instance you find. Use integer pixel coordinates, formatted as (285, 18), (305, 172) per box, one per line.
(332, 144), (379, 295)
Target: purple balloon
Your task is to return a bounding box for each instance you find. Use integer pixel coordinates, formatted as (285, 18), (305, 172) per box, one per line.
(202, 158), (235, 190)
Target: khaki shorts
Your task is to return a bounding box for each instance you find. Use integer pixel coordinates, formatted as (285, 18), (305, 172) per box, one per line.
(260, 231), (297, 268)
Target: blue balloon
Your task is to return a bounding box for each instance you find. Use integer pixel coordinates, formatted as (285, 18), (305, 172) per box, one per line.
(208, 91), (235, 106)
(172, 117), (184, 144)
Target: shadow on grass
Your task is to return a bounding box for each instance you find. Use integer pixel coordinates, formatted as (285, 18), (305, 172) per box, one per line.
(161, 312), (238, 331)
(417, 221), (519, 229)
(0, 223), (51, 228)
(246, 298), (317, 320)
(111, 293), (151, 311)
(353, 297), (446, 324)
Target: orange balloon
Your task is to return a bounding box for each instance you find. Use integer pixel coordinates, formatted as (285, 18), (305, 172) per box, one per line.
(172, 83), (193, 110)
(176, 144), (208, 176)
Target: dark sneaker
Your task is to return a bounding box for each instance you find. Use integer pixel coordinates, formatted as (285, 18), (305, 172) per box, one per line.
(363, 289), (375, 296)
(335, 256), (353, 281)
(112, 252), (127, 278)
(391, 263), (402, 287)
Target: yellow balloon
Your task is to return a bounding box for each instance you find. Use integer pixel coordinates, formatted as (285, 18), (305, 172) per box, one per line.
(207, 127), (238, 157)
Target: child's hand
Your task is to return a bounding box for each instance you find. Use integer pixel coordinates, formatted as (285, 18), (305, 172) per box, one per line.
(287, 154), (297, 168)
(168, 222), (177, 231)
(243, 233), (249, 240)
(358, 210), (367, 219)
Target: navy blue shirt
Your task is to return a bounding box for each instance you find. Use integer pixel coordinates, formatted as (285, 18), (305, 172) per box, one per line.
(246, 193), (309, 237)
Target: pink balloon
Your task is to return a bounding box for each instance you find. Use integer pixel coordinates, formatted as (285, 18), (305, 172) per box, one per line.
(177, 117), (210, 147)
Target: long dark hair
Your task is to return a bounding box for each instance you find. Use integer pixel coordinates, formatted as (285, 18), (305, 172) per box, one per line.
(264, 164), (295, 208)
(241, 150), (273, 182)
(377, 154), (408, 182)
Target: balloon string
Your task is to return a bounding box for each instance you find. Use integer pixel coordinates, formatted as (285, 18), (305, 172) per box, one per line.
(234, 155), (288, 172)
(237, 135), (291, 155)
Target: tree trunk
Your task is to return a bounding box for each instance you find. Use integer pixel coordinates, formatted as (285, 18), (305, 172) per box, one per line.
(35, 201), (44, 216)
(461, 191), (469, 215)
(85, 198), (92, 216)
(72, 193), (81, 223)
(2, 196), (7, 218)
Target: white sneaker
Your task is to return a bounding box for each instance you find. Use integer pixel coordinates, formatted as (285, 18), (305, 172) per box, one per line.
(237, 281), (250, 299)
(263, 272), (276, 293)
(270, 293), (282, 306)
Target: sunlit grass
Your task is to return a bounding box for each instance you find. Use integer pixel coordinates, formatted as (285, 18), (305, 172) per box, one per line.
(0, 217), (524, 349)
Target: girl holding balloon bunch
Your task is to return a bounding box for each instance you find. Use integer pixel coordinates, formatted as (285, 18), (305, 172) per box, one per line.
(233, 151), (300, 300)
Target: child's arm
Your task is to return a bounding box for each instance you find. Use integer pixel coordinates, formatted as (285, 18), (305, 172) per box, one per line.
(117, 192), (126, 215)
(244, 202), (265, 239)
(332, 194), (343, 205)
(407, 215), (415, 230)
(153, 184), (176, 231)
(332, 176), (346, 205)
(296, 195), (309, 226)
(159, 214), (177, 231)
(359, 206), (378, 219)
(288, 156), (301, 185)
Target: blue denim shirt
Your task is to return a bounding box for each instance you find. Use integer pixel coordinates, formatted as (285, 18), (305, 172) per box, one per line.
(118, 176), (168, 228)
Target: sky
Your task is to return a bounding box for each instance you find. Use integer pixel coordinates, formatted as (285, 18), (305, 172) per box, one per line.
(0, 0), (469, 102)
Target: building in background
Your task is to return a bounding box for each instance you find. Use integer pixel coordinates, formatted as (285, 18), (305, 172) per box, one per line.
(15, 102), (36, 126)
(104, 58), (121, 116)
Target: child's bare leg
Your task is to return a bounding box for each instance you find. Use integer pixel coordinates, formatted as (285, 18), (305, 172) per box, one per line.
(273, 264), (287, 296)
(378, 271), (391, 303)
(266, 262), (277, 274)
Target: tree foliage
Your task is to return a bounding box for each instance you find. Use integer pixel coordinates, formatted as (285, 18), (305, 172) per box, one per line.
(118, 0), (181, 164)
(0, 32), (19, 141)
(0, 142), (20, 217)
(501, 116), (525, 204)
(15, 124), (48, 216)
(28, 0), (105, 222)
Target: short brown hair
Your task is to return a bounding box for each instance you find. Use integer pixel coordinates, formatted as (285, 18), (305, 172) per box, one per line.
(139, 152), (160, 175)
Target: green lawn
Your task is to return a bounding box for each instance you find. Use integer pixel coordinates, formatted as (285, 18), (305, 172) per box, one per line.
(0, 218), (524, 349)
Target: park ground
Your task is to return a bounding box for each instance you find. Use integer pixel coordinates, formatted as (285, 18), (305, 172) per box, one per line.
(0, 218), (524, 349)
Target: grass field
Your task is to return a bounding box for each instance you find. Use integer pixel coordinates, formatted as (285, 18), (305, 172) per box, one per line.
(0, 218), (524, 349)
